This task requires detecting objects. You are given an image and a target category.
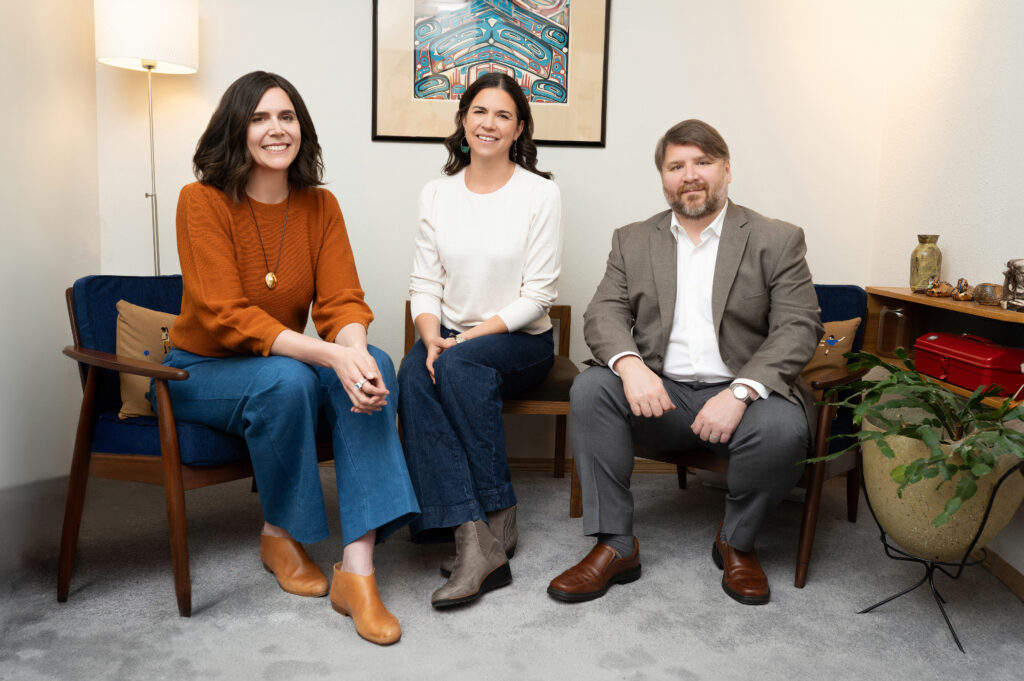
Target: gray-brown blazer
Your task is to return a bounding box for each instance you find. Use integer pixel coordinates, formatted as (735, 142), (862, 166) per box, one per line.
(582, 200), (824, 431)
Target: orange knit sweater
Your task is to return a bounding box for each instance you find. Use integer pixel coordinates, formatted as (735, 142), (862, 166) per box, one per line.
(171, 182), (373, 358)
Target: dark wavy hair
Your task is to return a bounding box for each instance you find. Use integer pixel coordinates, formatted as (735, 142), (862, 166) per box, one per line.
(193, 71), (324, 201)
(654, 119), (730, 170)
(442, 73), (552, 179)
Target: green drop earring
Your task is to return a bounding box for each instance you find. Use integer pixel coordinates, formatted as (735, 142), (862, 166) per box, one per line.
(460, 136), (470, 154)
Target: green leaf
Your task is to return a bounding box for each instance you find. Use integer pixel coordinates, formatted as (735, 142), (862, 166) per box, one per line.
(932, 511), (951, 527)
(890, 465), (907, 484)
(971, 463), (992, 477)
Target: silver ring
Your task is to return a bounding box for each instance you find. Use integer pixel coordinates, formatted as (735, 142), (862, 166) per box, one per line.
(353, 380), (364, 391)
(709, 435), (720, 443)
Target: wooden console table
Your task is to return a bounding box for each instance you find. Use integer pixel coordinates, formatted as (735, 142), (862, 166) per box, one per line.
(864, 286), (1024, 406)
(864, 287), (1024, 600)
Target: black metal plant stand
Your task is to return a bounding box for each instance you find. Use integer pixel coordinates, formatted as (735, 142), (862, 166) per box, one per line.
(859, 460), (1024, 654)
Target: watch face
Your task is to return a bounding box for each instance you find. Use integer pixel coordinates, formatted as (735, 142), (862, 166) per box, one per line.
(732, 385), (750, 400)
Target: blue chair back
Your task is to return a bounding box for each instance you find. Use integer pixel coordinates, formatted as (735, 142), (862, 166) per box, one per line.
(813, 284), (868, 352)
(812, 284), (867, 457)
(70, 275), (183, 415)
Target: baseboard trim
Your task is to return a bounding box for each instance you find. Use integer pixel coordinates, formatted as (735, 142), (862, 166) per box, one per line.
(975, 549), (1024, 603)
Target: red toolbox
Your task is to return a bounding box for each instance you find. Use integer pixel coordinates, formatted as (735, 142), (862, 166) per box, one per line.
(914, 332), (1024, 397)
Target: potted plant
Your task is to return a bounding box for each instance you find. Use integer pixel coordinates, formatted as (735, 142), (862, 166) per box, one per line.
(817, 348), (1024, 561)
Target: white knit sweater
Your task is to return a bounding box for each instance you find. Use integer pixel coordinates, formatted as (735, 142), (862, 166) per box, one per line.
(409, 166), (562, 335)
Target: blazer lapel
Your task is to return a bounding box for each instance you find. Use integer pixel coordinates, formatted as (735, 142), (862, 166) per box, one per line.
(712, 201), (750, 330)
(649, 213), (677, 349)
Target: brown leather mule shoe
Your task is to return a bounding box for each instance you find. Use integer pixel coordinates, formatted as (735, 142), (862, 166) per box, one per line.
(547, 538), (641, 602)
(712, 523), (770, 605)
(330, 564), (401, 645)
(259, 534), (328, 597)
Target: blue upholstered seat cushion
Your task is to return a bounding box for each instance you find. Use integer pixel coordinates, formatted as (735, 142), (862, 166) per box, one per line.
(92, 411), (250, 466)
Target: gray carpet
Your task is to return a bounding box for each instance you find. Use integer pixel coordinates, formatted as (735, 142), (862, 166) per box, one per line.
(1, 469), (1021, 681)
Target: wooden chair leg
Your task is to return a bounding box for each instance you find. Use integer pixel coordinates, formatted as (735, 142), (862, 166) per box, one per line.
(794, 460), (827, 588)
(676, 464), (688, 489)
(155, 380), (192, 617)
(570, 458), (582, 518)
(846, 451), (861, 523)
(58, 368), (98, 603)
(553, 415), (567, 478)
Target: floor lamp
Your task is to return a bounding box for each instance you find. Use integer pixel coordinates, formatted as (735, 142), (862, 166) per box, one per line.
(94, 0), (199, 275)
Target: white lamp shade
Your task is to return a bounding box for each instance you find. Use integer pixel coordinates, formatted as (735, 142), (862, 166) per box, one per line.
(95, 0), (199, 74)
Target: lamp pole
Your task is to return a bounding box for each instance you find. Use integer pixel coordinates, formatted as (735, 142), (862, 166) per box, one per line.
(144, 61), (160, 275)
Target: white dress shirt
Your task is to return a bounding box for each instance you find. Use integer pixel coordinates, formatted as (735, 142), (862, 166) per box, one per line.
(610, 203), (769, 398)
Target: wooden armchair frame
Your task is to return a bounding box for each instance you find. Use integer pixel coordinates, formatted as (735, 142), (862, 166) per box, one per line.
(60, 285), (255, 617)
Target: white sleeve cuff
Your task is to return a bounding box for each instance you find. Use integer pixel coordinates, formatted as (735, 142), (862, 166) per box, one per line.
(607, 351), (643, 376)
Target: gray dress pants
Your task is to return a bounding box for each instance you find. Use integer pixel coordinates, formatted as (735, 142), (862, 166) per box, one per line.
(570, 366), (808, 552)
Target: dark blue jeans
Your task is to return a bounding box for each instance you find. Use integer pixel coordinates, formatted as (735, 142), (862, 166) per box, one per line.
(157, 346), (419, 545)
(398, 328), (553, 537)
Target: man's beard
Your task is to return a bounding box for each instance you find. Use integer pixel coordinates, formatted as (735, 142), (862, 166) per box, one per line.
(666, 182), (727, 220)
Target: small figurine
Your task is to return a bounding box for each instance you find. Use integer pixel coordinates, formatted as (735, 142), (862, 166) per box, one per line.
(951, 277), (974, 301)
(161, 327), (172, 355)
(926, 280), (954, 297)
(1003, 259), (1024, 312)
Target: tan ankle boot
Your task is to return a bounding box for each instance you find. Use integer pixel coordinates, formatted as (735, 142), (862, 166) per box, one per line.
(329, 563), (401, 645)
(440, 506), (517, 577)
(431, 520), (511, 608)
(260, 534), (328, 597)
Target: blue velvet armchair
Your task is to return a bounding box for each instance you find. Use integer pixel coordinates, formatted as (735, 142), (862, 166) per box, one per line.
(60, 275), (253, 616)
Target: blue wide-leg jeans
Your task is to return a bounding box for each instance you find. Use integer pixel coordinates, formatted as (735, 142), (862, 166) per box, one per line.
(397, 328), (553, 537)
(157, 346), (420, 545)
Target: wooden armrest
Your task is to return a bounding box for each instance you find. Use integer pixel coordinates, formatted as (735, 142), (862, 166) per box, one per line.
(810, 367), (869, 392)
(63, 345), (189, 381)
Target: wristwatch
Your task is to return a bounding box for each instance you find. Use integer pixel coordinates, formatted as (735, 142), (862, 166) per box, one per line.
(730, 383), (755, 405)
(454, 334), (467, 344)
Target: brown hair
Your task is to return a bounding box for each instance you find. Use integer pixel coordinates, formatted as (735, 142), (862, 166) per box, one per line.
(654, 119), (730, 169)
(193, 71), (324, 201)
(441, 73), (552, 180)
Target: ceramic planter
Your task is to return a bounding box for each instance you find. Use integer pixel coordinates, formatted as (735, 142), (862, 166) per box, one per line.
(862, 422), (1024, 562)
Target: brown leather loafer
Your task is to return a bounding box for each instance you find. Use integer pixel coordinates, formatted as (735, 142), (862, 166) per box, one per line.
(547, 538), (641, 602)
(712, 523), (769, 605)
(260, 534), (328, 597)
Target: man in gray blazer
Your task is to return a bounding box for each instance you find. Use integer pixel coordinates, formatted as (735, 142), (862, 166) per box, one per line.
(548, 119), (822, 606)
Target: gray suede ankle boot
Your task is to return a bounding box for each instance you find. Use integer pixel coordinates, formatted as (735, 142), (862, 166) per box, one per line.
(439, 506), (517, 577)
(431, 519), (511, 608)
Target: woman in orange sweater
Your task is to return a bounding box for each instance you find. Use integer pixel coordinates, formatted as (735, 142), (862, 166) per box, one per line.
(161, 71), (418, 645)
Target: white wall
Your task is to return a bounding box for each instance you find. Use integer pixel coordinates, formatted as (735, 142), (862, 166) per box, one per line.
(0, 0), (101, 489)
(871, 1), (1024, 287)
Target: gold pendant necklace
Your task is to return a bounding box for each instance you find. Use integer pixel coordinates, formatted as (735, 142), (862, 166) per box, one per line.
(247, 194), (290, 289)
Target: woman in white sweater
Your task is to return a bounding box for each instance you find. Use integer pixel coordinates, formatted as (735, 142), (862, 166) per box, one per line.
(398, 72), (562, 609)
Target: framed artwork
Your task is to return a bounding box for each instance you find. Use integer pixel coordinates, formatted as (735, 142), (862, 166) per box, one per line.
(372, 0), (611, 146)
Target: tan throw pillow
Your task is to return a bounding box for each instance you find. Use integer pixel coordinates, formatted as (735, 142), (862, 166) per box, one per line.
(801, 317), (862, 397)
(115, 300), (178, 419)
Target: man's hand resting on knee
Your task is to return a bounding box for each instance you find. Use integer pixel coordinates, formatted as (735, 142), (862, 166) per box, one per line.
(691, 389), (751, 444)
(614, 356), (676, 418)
